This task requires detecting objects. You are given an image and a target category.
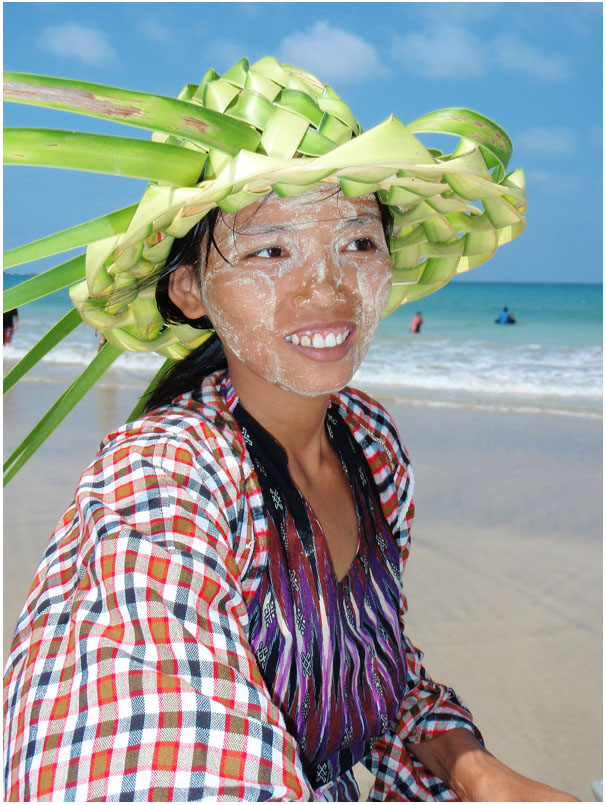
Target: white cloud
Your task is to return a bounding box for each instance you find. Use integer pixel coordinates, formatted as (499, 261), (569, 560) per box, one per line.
(526, 169), (582, 196)
(277, 22), (389, 83)
(516, 126), (577, 155)
(389, 25), (570, 82)
(417, 3), (501, 29)
(492, 34), (570, 80)
(37, 23), (116, 65)
(141, 19), (172, 44)
(203, 39), (247, 73)
(391, 25), (486, 79)
(587, 125), (603, 150)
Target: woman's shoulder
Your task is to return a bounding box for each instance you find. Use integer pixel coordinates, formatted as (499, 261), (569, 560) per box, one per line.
(90, 371), (249, 482)
(49, 371), (262, 595)
(336, 385), (393, 422)
(334, 385), (410, 466)
(336, 386), (414, 536)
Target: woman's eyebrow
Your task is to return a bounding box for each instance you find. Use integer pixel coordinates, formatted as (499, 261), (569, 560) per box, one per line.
(239, 222), (299, 236)
(241, 213), (382, 236)
(337, 213), (383, 229)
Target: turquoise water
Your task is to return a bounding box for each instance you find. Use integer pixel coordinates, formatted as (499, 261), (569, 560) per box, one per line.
(4, 275), (603, 416)
(356, 281), (602, 415)
(378, 281), (602, 348)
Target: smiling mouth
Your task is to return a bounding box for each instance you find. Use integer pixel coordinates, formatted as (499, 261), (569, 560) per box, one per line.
(285, 327), (351, 349)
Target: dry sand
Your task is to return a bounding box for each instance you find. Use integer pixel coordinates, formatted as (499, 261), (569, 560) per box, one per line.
(388, 398), (602, 802)
(3, 376), (602, 801)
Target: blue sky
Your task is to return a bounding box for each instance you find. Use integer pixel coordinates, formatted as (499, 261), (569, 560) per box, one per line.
(3, 1), (603, 283)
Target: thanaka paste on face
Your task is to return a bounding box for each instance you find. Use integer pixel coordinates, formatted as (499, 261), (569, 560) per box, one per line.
(197, 189), (392, 397)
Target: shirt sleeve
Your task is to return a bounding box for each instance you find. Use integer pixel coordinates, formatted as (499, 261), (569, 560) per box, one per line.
(4, 431), (315, 802)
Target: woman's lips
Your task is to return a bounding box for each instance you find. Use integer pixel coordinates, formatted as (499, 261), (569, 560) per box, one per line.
(284, 323), (356, 360)
(286, 327), (350, 348)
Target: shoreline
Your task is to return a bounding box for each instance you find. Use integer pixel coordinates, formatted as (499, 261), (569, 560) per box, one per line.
(4, 357), (602, 421)
(361, 385), (602, 420)
(3, 374), (602, 800)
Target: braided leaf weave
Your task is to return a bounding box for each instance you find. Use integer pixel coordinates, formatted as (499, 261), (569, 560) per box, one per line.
(47, 55), (526, 358)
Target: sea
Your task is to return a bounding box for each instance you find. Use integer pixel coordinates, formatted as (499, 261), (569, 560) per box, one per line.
(4, 274), (603, 419)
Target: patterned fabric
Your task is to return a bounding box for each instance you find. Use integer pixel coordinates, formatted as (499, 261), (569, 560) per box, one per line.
(233, 401), (408, 798)
(4, 370), (481, 802)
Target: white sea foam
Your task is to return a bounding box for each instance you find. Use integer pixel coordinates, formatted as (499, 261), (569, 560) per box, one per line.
(4, 342), (164, 374)
(5, 329), (602, 415)
(353, 338), (603, 410)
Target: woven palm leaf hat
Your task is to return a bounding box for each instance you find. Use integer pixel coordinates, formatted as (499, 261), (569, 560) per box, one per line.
(4, 55), (526, 482)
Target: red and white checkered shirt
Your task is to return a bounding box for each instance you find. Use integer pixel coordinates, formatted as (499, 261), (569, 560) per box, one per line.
(4, 371), (480, 801)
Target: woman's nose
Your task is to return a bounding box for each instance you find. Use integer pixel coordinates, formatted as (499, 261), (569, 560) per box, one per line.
(293, 257), (346, 307)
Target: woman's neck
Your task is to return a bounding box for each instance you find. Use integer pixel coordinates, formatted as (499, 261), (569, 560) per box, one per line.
(227, 365), (335, 473)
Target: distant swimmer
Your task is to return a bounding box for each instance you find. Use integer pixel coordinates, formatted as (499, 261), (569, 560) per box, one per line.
(495, 306), (516, 325)
(410, 311), (424, 333)
(3, 307), (18, 345)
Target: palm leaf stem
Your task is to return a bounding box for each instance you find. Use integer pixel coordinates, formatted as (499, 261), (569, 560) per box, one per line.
(3, 308), (83, 393)
(4, 204), (138, 268)
(4, 254), (85, 311)
(4, 340), (123, 485)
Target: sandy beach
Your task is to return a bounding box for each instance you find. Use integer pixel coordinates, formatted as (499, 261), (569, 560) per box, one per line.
(3, 373), (602, 800)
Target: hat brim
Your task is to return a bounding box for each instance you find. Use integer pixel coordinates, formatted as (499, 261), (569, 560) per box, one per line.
(5, 59), (526, 359)
(74, 114), (526, 358)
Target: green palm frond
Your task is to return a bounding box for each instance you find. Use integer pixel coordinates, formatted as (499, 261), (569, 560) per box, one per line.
(3, 308), (83, 393)
(4, 341), (123, 486)
(4, 72), (261, 153)
(5, 129), (206, 184)
(4, 204), (137, 268)
(4, 255), (85, 311)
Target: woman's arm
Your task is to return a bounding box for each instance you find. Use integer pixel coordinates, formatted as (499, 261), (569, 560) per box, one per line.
(405, 728), (579, 801)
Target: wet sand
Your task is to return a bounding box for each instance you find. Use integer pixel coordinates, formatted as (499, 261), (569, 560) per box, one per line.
(3, 376), (602, 800)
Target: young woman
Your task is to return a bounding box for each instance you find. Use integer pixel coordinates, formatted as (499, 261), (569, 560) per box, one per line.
(4, 57), (576, 801)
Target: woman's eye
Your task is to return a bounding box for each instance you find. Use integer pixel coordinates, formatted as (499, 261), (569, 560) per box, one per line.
(250, 246), (282, 258)
(346, 238), (376, 252)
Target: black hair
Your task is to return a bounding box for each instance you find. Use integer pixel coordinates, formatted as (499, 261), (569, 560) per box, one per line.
(142, 192), (394, 413)
(142, 207), (227, 411)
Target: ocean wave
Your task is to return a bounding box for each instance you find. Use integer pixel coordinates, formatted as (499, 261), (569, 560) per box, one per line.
(5, 336), (602, 408)
(355, 391), (603, 420)
(4, 343), (164, 374)
(353, 338), (603, 402)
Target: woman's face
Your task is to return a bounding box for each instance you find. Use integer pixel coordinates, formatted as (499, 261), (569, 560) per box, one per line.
(196, 188), (392, 397)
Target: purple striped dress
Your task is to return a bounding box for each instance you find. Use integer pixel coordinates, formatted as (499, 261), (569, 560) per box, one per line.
(232, 401), (409, 799)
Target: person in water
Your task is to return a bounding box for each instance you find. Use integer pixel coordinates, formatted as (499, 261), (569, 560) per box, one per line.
(4, 57), (575, 801)
(495, 306), (516, 324)
(3, 307), (18, 346)
(410, 311), (424, 333)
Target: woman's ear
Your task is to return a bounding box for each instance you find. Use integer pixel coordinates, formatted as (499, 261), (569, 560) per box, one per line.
(168, 265), (207, 320)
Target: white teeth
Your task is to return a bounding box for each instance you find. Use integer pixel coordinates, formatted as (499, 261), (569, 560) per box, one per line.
(287, 328), (350, 348)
